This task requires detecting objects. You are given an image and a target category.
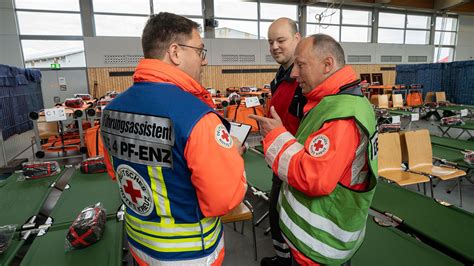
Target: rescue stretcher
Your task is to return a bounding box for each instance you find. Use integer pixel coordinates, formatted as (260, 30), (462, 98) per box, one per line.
(29, 94), (109, 160)
(0, 170), (124, 265)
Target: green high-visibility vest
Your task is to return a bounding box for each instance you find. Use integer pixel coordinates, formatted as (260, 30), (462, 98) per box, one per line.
(278, 91), (378, 265)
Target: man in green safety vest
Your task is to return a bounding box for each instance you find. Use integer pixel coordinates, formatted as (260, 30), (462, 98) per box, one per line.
(250, 34), (378, 265)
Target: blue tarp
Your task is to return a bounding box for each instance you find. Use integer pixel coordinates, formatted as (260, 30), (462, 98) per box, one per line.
(0, 64), (43, 140)
(396, 60), (474, 105)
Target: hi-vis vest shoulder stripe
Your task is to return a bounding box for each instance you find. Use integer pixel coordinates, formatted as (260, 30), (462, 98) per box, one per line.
(102, 82), (227, 263)
(278, 91), (378, 265)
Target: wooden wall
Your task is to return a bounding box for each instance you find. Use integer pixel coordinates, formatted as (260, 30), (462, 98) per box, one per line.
(87, 64), (396, 97)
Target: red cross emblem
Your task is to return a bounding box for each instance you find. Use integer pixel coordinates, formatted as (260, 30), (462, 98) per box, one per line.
(221, 130), (229, 142)
(123, 180), (142, 204)
(309, 134), (330, 157)
(313, 139), (324, 152)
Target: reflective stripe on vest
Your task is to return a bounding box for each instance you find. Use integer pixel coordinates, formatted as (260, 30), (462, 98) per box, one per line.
(280, 183), (364, 243)
(129, 234), (225, 266)
(125, 212), (220, 237)
(126, 218), (222, 252)
(148, 166), (174, 224)
(280, 93), (377, 264)
(279, 203), (364, 260)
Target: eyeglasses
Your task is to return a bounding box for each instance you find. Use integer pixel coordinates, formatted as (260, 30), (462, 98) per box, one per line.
(177, 44), (207, 60)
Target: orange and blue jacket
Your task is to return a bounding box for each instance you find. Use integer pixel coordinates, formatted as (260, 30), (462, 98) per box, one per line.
(262, 66), (369, 266)
(102, 59), (246, 265)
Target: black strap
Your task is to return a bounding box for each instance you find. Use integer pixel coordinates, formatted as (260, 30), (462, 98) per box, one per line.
(95, 127), (99, 156)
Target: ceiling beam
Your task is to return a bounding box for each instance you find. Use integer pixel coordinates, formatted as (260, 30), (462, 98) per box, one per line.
(434, 0), (471, 10)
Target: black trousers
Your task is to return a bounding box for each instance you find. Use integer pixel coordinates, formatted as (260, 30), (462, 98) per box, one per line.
(269, 174), (291, 258)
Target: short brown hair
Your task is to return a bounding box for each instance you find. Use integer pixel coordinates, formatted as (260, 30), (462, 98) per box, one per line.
(141, 12), (200, 59)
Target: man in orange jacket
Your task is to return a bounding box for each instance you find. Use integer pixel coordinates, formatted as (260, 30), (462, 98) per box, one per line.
(250, 34), (377, 265)
(101, 13), (247, 265)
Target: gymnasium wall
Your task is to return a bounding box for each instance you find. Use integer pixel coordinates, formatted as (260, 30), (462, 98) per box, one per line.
(87, 64), (396, 97)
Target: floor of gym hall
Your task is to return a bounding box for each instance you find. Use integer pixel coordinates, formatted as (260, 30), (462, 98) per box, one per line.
(7, 116), (474, 265)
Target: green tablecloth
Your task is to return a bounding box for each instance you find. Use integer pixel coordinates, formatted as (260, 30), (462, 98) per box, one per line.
(50, 171), (121, 226)
(431, 135), (474, 151)
(243, 149), (272, 193)
(352, 218), (461, 266)
(0, 232), (24, 266)
(0, 172), (61, 228)
(432, 144), (474, 169)
(20, 219), (123, 266)
(371, 181), (474, 263)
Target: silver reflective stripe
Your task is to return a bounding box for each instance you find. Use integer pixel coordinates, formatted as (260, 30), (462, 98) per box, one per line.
(126, 212), (218, 236)
(273, 239), (289, 250)
(282, 185), (364, 243)
(277, 142), (304, 182)
(279, 206), (353, 260)
(351, 125), (368, 186)
(265, 132), (294, 167)
(102, 132), (173, 168)
(129, 235), (225, 266)
(101, 109), (174, 145)
(275, 250), (291, 258)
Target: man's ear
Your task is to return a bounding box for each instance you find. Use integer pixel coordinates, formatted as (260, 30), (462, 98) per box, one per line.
(168, 43), (181, 65)
(323, 56), (335, 74)
(294, 32), (301, 42)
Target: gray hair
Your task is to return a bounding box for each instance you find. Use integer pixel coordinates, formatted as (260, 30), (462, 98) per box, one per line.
(310, 34), (345, 67)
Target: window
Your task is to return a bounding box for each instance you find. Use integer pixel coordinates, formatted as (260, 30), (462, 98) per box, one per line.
(378, 12), (405, 28)
(153, 0), (202, 16)
(307, 24), (340, 41)
(95, 15), (148, 37)
(342, 9), (371, 26)
(15, 0), (85, 68)
(306, 6), (340, 39)
(406, 15), (430, 29)
(378, 28), (404, 44)
(436, 17), (457, 31)
(214, 0), (257, 20)
(15, 0), (80, 11)
(434, 47), (454, 62)
(93, 0), (150, 15)
(307, 6), (371, 43)
(259, 3), (298, 39)
(434, 16), (457, 62)
(215, 19), (258, 39)
(17, 11), (83, 36)
(214, 0), (258, 39)
(377, 12), (431, 45)
(341, 26), (371, 42)
(21, 40), (85, 68)
(405, 30), (430, 45)
(260, 3), (297, 21)
(340, 9), (371, 42)
(307, 6), (340, 24)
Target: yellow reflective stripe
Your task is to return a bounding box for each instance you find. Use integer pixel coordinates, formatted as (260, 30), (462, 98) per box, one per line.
(125, 213), (220, 237)
(148, 166), (174, 224)
(126, 221), (222, 252)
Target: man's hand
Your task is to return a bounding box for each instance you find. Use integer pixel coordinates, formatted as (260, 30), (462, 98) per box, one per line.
(232, 136), (246, 156)
(248, 106), (283, 137)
